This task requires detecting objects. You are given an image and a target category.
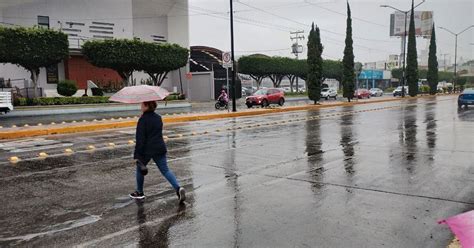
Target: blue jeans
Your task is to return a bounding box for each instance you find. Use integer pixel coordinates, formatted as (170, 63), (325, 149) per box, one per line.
(136, 154), (180, 194)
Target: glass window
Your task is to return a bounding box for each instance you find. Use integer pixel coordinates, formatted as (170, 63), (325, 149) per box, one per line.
(38, 16), (49, 29)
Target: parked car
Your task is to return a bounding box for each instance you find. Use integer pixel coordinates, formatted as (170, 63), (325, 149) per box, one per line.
(369, 88), (383, 97)
(355, 89), (371, 99)
(321, 88), (337, 100)
(282, 87), (291, 93)
(246, 88), (285, 108)
(458, 88), (474, 108)
(0, 92), (13, 114)
(393, 86), (409, 97)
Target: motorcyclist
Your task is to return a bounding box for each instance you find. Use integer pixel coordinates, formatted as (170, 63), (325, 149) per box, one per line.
(217, 89), (229, 105)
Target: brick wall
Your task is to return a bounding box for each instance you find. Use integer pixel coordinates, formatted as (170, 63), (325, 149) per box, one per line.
(65, 56), (122, 89)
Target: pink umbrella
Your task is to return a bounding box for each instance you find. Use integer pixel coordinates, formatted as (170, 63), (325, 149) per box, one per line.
(110, 85), (170, 104)
(438, 210), (474, 248)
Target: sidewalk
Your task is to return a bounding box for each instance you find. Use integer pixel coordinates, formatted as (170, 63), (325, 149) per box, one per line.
(0, 95), (434, 140)
(9, 101), (191, 117)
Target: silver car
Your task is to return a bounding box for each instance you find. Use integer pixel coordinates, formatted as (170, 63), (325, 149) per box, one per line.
(321, 88), (337, 100)
(369, 88), (383, 97)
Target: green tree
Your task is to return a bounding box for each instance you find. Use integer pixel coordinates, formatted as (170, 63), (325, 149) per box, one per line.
(427, 24), (438, 95)
(82, 39), (141, 86)
(238, 54), (271, 88)
(140, 43), (188, 86)
(406, 0), (419, 97)
(0, 27), (69, 97)
(342, 2), (355, 102)
(267, 57), (290, 88)
(323, 59), (344, 83)
(306, 23), (323, 104)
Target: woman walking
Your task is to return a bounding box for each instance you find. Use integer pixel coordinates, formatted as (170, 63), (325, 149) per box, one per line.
(129, 101), (186, 203)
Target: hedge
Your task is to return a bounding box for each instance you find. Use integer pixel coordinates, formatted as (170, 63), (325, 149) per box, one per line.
(14, 96), (110, 106)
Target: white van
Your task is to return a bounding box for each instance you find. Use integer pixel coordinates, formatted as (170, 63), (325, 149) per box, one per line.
(0, 92), (13, 114)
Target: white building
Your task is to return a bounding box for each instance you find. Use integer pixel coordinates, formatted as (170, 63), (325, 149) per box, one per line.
(0, 0), (189, 96)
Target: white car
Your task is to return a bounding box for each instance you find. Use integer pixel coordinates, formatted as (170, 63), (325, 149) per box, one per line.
(321, 88), (337, 100)
(0, 92), (13, 114)
(369, 88), (384, 97)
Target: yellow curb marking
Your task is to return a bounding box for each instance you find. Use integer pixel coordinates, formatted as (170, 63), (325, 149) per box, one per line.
(38, 152), (48, 158)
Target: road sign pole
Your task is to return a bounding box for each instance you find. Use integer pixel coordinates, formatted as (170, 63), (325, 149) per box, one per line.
(226, 67), (230, 112)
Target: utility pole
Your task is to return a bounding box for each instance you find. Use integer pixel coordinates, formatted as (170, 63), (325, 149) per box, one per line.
(381, 0), (426, 97)
(439, 25), (474, 91)
(229, 0), (237, 112)
(291, 30), (304, 93)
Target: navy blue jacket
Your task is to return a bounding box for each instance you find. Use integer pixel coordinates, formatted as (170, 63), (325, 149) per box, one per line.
(134, 111), (167, 161)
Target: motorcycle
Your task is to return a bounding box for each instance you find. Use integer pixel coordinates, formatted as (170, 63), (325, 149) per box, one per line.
(215, 99), (228, 110)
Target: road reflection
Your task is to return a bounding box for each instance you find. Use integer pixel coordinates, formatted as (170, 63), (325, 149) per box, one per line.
(305, 110), (324, 192)
(136, 201), (187, 248)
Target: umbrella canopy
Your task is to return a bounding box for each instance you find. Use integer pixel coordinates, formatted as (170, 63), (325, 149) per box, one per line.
(438, 210), (474, 248)
(110, 85), (170, 104)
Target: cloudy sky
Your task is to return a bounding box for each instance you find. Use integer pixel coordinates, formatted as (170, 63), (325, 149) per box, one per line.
(188, 0), (474, 64)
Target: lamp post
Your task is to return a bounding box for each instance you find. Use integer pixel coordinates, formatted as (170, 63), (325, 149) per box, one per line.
(381, 0), (425, 97)
(229, 0), (237, 112)
(439, 25), (474, 92)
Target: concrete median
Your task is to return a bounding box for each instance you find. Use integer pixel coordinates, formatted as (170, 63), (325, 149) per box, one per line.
(0, 96), (438, 140)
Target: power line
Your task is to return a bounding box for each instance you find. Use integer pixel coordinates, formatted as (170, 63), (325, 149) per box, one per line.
(235, 1), (398, 45)
(304, 0), (388, 28)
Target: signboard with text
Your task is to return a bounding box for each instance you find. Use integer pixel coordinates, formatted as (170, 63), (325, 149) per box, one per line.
(46, 64), (59, 84)
(222, 52), (233, 68)
(390, 11), (433, 38)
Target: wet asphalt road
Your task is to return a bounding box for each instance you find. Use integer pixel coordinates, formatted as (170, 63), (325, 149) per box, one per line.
(0, 95), (472, 247)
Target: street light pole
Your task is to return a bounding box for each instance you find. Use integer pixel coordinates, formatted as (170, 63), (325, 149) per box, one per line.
(229, 0), (237, 112)
(439, 25), (474, 92)
(381, 0), (425, 98)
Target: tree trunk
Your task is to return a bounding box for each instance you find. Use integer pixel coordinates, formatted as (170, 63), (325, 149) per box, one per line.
(288, 75), (296, 93)
(29, 68), (40, 98)
(118, 71), (132, 87)
(157, 72), (169, 86)
(148, 73), (159, 86)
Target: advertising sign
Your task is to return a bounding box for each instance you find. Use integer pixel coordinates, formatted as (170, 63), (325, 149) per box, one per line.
(390, 11), (433, 38)
(359, 70), (384, 80)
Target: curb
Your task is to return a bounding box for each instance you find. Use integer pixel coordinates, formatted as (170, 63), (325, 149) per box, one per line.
(9, 101), (191, 117)
(0, 95), (442, 140)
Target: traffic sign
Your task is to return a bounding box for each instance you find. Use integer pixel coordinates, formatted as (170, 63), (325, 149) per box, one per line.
(222, 52), (233, 68)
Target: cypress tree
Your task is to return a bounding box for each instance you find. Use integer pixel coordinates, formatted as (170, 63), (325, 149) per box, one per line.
(342, 2), (355, 102)
(427, 24), (438, 95)
(307, 23), (323, 104)
(406, 0), (419, 97)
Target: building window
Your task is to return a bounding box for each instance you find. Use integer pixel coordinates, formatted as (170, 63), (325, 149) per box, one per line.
(37, 16), (49, 29)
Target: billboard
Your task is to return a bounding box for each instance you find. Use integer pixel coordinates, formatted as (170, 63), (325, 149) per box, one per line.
(390, 11), (433, 38)
(359, 70), (384, 80)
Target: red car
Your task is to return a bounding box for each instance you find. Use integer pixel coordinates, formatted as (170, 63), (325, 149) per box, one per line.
(246, 88), (285, 108)
(355, 89), (371, 99)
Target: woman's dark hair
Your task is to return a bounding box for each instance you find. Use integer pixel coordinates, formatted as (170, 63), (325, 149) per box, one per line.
(143, 101), (157, 112)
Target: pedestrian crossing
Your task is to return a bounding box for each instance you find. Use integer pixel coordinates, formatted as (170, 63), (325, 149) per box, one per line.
(0, 138), (73, 153)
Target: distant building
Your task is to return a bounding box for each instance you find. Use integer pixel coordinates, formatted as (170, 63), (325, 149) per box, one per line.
(0, 0), (189, 96)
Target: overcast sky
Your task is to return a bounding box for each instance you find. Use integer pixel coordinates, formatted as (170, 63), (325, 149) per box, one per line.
(188, 0), (474, 64)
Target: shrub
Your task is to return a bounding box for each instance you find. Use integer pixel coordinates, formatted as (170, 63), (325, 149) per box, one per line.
(91, 87), (104, 96)
(57, 80), (78, 96)
(13, 96), (109, 106)
(419, 85), (430, 94)
(384, 87), (395, 93)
